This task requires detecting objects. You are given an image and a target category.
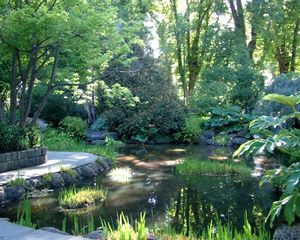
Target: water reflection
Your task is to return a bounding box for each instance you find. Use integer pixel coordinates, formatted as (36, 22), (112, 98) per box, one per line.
(0, 145), (275, 234)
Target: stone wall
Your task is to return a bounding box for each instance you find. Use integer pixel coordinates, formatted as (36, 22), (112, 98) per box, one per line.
(0, 157), (113, 205)
(0, 148), (47, 173)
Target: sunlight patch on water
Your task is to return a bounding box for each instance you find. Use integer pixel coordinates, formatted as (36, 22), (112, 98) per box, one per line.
(108, 167), (133, 184)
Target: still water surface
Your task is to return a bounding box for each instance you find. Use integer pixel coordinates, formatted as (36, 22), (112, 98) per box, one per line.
(0, 145), (275, 234)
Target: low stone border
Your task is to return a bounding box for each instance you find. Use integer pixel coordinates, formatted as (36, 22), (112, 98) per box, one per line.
(0, 148), (47, 173)
(0, 156), (113, 205)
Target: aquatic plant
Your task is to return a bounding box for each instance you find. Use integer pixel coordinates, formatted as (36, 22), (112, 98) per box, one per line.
(58, 186), (106, 209)
(176, 156), (252, 176)
(101, 212), (147, 240)
(16, 198), (36, 228)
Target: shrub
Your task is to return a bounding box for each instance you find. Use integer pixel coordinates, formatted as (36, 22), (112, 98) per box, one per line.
(255, 73), (300, 116)
(205, 105), (254, 133)
(91, 117), (106, 131)
(59, 187), (106, 209)
(234, 94), (300, 226)
(175, 116), (208, 143)
(214, 132), (230, 146)
(60, 116), (87, 141)
(0, 125), (41, 153)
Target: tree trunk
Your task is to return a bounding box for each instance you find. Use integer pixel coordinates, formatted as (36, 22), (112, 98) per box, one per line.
(291, 18), (299, 72)
(29, 46), (60, 127)
(276, 45), (290, 74)
(22, 46), (38, 126)
(171, 0), (187, 101)
(9, 49), (18, 125)
(0, 101), (6, 124)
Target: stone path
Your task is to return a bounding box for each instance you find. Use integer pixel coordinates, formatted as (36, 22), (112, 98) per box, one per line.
(0, 151), (98, 186)
(0, 219), (86, 240)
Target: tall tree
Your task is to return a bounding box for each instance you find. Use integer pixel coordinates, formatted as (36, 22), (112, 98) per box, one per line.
(0, 0), (129, 126)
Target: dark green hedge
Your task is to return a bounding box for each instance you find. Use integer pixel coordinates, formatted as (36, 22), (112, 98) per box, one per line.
(0, 125), (41, 153)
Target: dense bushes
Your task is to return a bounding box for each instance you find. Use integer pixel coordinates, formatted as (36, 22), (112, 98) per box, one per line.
(255, 73), (300, 116)
(191, 66), (264, 115)
(59, 116), (87, 141)
(205, 105), (254, 134)
(175, 116), (208, 143)
(97, 56), (186, 142)
(0, 125), (41, 153)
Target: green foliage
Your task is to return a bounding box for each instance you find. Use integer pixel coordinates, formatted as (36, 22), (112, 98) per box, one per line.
(90, 117), (106, 131)
(98, 56), (186, 142)
(175, 116), (208, 143)
(256, 74), (300, 116)
(8, 176), (26, 187)
(101, 212), (147, 240)
(234, 94), (300, 163)
(0, 125), (41, 153)
(42, 128), (118, 161)
(205, 105), (254, 133)
(42, 172), (52, 183)
(59, 186), (106, 209)
(176, 156), (252, 176)
(60, 167), (76, 179)
(16, 198), (36, 229)
(235, 93), (300, 226)
(260, 162), (300, 226)
(214, 133), (230, 146)
(31, 89), (87, 127)
(60, 116), (87, 141)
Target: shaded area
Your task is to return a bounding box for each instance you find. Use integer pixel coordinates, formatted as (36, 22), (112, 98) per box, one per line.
(0, 145), (275, 234)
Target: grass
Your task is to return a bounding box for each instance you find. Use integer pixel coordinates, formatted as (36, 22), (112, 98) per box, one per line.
(176, 156), (252, 176)
(58, 186), (106, 209)
(8, 175), (26, 187)
(16, 198), (36, 228)
(101, 212), (147, 240)
(42, 128), (122, 162)
(60, 166), (77, 178)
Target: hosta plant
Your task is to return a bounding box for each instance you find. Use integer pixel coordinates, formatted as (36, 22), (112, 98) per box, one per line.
(234, 93), (300, 226)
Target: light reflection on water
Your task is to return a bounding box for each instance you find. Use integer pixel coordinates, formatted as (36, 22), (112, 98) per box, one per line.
(0, 145), (275, 234)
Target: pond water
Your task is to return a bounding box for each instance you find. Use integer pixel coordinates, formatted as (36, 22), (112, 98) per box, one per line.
(0, 145), (275, 234)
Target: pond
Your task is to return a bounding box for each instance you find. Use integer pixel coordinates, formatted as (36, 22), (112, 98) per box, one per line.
(0, 145), (275, 234)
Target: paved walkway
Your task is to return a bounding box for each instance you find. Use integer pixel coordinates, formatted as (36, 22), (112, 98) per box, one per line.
(0, 219), (86, 240)
(0, 151), (98, 186)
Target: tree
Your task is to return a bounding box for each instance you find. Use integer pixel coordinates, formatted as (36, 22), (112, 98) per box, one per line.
(0, 0), (129, 127)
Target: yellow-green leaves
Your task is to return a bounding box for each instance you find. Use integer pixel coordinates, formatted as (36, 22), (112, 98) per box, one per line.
(263, 94), (300, 111)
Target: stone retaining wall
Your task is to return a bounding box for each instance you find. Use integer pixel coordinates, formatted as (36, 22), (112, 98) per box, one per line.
(0, 157), (113, 205)
(0, 148), (47, 173)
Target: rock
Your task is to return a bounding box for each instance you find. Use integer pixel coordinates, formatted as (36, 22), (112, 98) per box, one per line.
(86, 130), (106, 141)
(61, 173), (75, 186)
(147, 235), (158, 240)
(91, 140), (106, 145)
(87, 230), (104, 239)
(199, 130), (215, 145)
(40, 227), (70, 236)
(97, 158), (110, 170)
(236, 131), (247, 137)
(0, 187), (5, 202)
(23, 180), (35, 191)
(88, 162), (101, 174)
(107, 132), (120, 140)
(273, 224), (300, 240)
(4, 186), (25, 201)
(0, 217), (10, 222)
(51, 173), (65, 189)
(232, 137), (247, 146)
(135, 149), (148, 156)
(78, 165), (97, 179)
(29, 177), (46, 189)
